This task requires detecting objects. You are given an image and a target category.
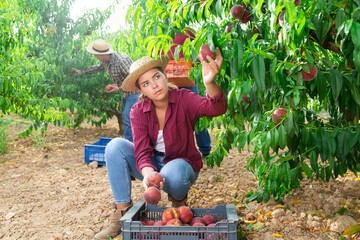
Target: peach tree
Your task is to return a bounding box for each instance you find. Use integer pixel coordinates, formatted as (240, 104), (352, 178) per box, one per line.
(126, 0), (360, 202)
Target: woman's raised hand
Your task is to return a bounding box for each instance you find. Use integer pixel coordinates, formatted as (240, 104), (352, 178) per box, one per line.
(198, 47), (223, 85)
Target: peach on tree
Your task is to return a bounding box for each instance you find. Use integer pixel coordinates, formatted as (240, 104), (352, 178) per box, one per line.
(230, 5), (244, 20)
(302, 63), (318, 81)
(272, 108), (287, 124)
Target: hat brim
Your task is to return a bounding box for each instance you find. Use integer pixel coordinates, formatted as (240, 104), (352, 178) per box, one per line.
(121, 56), (169, 92)
(86, 42), (114, 55)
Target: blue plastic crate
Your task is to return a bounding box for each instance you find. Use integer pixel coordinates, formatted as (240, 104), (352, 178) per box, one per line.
(84, 137), (113, 165)
(121, 201), (239, 240)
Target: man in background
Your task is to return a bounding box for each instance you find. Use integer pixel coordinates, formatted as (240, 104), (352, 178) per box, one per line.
(72, 39), (140, 142)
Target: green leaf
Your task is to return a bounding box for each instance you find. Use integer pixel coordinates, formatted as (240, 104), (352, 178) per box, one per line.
(330, 69), (343, 100)
(271, 128), (279, 150)
(276, 155), (296, 163)
(301, 162), (313, 179)
(283, 162), (291, 187)
(343, 224), (360, 235)
(293, 89), (300, 106)
(230, 39), (243, 79)
(252, 54), (265, 94)
(284, 111), (295, 137)
(350, 79), (360, 105)
(279, 125), (287, 149)
(316, 127), (329, 162)
(215, 0), (222, 16)
(310, 151), (319, 178)
(351, 22), (360, 47)
(335, 9), (346, 32)
(271, 58), (278, 83)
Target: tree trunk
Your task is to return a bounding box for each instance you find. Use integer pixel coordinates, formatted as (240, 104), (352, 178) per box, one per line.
(114, 111), (124, 135)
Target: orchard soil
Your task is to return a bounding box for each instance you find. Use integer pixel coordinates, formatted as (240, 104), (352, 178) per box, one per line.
(1, 116), (360, 240)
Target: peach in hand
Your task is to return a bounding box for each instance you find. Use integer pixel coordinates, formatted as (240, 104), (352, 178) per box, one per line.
(146, 172), (163, 189)
(143, 187), (161, 205)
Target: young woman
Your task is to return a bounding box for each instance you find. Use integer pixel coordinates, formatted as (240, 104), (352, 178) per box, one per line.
(94, 48), (227, 240)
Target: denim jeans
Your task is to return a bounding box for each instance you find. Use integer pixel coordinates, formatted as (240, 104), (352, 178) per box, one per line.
(105, 138), (199, 204)
(179, 81), (211, 156)
(122, 93), (140, 142)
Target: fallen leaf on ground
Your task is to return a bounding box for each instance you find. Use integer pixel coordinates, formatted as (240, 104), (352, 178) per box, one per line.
(343, 224), (360, 235)
(265, 211), (272, 216)
(273, 233), (283, 237)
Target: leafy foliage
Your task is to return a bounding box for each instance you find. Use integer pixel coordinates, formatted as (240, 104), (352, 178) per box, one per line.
(126, 0), (360, 201)
(1, 0), (133, 141)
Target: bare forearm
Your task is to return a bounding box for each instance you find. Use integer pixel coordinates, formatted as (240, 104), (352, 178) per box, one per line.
(204, 82), (220, 98)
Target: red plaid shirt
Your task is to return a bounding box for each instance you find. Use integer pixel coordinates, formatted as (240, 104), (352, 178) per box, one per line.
(130, 87), (227, 173)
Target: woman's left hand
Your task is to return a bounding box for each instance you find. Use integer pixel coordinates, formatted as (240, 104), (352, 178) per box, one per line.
(199, 47), (223, 85)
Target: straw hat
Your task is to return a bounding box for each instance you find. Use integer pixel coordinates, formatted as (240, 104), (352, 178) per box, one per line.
(121, 56), (169, 92)
(86, 39), (113, 55)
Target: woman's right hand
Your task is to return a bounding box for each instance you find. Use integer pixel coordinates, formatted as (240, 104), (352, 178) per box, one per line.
(142, 168), (165, 190)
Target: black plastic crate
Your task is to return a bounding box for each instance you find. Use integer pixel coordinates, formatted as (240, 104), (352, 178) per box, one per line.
(84, 137), (112, 165)
(121, 201), (239, 240)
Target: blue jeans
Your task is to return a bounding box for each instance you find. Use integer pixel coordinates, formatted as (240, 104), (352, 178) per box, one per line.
(122, 93), (140, 142)
(105, 138), (199, 204)
(179, 81), (211, 156)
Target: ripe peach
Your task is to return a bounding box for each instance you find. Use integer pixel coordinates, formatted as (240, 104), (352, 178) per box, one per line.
(302, 63), (318, 81)
(162, 207), (180, 223)
(177, 206), (193, 224)
(105, 85), (112, 91)
(203, 215), (216, 225)
(295, 0), (301, 6)
(225, 23), (234, 34)
(139, 217), (149, 225)
(191, 222), (206, 226)
(200, 44), (216, 60)
(146, 172), (163, 189)
(240, 10), (251, 23)
(272, 108), (287, 124)
(253, 29), (262, 40)
(242, 93), (250, 103)
(153, 220), (165, 226)
(190, 217), (207, 226)
(166, 218), (183, 226)
(230, 5), (244, 20)
(147, 220), (155, 226)
(143, 187), (161, 205)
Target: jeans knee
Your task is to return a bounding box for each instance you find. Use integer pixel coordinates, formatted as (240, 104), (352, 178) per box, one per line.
(105, 138), (129, 163)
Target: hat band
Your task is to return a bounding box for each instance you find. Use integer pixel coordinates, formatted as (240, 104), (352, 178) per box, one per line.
(92, 47), (109, 53)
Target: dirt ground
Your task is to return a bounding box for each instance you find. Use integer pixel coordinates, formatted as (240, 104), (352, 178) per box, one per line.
(1, 116), (360, 240)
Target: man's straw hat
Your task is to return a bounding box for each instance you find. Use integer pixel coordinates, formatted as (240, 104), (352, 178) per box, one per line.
(121, 56), (169, 92)
(86, 39), (113, 55)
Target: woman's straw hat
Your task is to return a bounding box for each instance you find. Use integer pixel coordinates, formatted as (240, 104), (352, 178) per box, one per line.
(121, 56), (169, 92)
(86, 39), (113, 55)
